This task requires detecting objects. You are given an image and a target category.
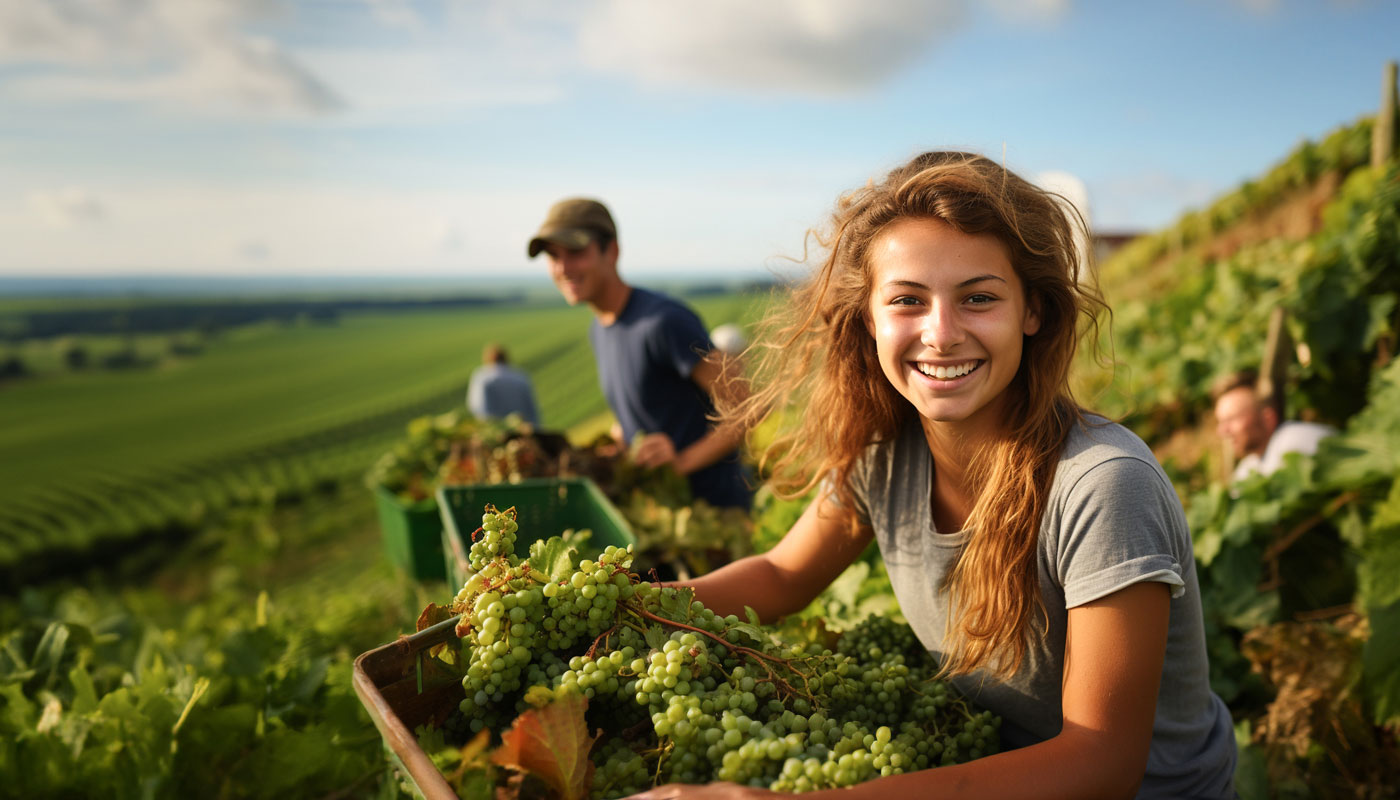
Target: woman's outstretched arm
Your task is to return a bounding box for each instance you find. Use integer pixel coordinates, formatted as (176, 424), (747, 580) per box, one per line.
(628, 580), (1171, 800)
(682, 494), (873, 623)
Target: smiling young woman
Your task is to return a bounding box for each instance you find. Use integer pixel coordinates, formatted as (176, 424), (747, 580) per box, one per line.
(865, 216), (1040, 433)
(633, 152), (1237, 800)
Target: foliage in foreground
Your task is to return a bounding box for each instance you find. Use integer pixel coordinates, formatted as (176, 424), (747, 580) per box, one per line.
(0, 585), (386, 799)
(0, 488), (426, 800)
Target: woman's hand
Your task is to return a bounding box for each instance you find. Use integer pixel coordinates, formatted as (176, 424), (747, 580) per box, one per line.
(625, 782), (777, 800)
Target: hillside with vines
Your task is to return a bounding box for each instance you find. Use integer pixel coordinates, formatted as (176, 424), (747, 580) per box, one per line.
(1083, 112), (1400, 797)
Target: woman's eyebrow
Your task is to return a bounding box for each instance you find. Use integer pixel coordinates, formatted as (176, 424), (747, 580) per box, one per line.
(956, 274), (1008, 288)
(881, 275), (1008, 290)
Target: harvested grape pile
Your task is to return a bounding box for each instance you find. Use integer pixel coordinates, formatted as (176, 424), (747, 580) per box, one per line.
(427, 507), (1001, 798)
(367, 412), (582, 503)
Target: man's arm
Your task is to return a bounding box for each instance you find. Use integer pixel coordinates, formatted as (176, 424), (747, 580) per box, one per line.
(633, 351), (749, 474)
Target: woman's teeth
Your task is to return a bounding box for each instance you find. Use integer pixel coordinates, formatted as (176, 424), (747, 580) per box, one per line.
(916, 361), (978, 380)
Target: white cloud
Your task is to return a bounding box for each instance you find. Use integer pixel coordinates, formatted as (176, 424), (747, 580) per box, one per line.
(1089, 171), (1220, 232)
(299, 49), (560, 118)
(0, 0), (1077, 118)
(29, 188), (106, 228)
(0, 0), (341, 115)
(273, 2), (583, 120)
(363, 0), (423, 29)
(578, 0), (966, 94)
(1037, 170), (1090, 223)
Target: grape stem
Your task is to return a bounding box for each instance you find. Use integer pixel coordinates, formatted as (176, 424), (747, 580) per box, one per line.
(584, 624), (620, 660)
(649, 740), (674, 787)
(626, 603), (816, 705)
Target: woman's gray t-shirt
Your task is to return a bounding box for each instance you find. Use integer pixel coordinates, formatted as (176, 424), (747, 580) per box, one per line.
(848, 415), (1235, 799)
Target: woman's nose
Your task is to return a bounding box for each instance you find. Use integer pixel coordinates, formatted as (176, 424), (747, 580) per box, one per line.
(920, 300), (963, 351)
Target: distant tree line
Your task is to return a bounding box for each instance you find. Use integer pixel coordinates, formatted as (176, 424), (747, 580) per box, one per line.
(7, 294), (525, 340)
(680, 279), (776, 298)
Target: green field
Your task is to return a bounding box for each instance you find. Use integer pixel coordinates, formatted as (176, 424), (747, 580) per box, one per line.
(0, 290), (763, 579)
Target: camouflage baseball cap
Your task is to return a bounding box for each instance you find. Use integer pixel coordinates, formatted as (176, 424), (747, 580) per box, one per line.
(527, 197), (617, 258)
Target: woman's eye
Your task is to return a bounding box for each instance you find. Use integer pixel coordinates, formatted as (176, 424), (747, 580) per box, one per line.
(890, 296), (921, 306)
(966, 293), (996, 305)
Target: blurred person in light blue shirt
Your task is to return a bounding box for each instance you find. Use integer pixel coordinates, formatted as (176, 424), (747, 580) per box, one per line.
(467, 343), (539, 427)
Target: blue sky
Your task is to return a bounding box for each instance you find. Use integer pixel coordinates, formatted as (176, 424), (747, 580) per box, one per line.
(1, 0), (1396, 278)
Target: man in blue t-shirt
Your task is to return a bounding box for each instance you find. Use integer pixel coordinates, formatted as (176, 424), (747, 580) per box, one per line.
(527, 197), (751, 509)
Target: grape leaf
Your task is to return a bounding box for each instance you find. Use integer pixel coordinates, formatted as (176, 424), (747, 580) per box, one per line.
(672, 586), (696, 611)
(782, 617), (842, 653)
(643, 625), (669, 652)
(529, 537), (581, 582)
(726, 621), (766, 646)
(743, 605), (762, 626)
(31, 622), (70, 686)
(69, 665), (99, 714)
(491, 693), (598, 800)
(1363, 601), (1400, 727)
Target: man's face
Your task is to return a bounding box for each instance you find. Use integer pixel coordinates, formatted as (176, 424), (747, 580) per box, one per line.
(543, 239), (616, 306)
(1215, 386), (1272, 458)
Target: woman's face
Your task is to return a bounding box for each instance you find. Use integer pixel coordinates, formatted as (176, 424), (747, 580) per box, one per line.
(866, 216), (1040, 434)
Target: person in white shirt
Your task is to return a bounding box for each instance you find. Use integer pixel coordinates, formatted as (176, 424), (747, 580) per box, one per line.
(1212, 369), (1335, 482)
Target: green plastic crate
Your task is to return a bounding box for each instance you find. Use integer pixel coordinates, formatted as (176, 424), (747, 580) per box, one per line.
(438, 477), (635, 590)
(374, 487), (448, 581)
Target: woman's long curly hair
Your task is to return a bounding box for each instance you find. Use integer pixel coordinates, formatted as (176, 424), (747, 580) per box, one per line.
(722, 151), (1109, 679)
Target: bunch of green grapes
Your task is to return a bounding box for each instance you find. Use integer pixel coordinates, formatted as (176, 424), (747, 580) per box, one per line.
(454, 507), (645, 731)
(590, 737), (650, 799)
(467, 507), (518, 571)
(440, 505), (1003, 798)
(835, 614), (924, 663)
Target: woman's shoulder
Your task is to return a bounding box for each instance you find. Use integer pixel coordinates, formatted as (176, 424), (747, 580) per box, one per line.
(1061, 413), (1155, 461)
(1054, 414), (1172, 497)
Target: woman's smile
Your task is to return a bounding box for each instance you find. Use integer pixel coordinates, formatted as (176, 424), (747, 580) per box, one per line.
(911, 359), (983, 385)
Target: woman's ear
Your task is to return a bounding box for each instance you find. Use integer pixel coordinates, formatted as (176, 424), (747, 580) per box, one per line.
(1023, 293), (1042, 336)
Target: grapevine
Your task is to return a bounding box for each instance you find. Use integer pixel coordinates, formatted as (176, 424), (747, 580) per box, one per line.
(434, 505), (1003, 797)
